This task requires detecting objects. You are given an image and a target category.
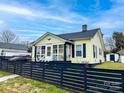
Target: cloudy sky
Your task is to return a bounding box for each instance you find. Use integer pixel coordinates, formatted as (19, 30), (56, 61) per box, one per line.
(0, 0), (123, 42)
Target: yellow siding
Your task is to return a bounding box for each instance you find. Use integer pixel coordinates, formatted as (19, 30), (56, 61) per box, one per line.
(71, 32), (105, 64)
(90, 32), (105, 63)
(71, 39), (92, 63)
(36, 34), (64, 45)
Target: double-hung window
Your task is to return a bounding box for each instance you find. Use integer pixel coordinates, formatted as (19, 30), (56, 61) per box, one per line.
(53, 45), (58, 60)
(53, 44), (64, 61)
(41, 46), (45, 58)
(76, 45), (82, 57)
(36, 46), (41, 60)
(99, 48), (102, 56)
(75, 44), (86, 57)
(93, 45), (97, 58)
(58, 44), (64, 60)
(36, 46), (45, 61)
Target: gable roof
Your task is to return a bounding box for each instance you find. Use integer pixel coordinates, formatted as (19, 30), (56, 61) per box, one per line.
(57, 28), (100, 40)
(118, 49), (124, 55)
(32, 28), (101, 45)
(32, 32), (73, 45)
(0, 42), (28, 51)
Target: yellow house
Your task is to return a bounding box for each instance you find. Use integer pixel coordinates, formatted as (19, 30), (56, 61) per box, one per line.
(32, 25), (105, 64)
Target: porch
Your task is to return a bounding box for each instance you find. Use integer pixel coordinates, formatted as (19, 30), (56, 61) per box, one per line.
(34, 42), (73, 61)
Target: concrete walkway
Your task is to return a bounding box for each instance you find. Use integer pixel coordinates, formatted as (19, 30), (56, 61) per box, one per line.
(0, 74), (19, 82)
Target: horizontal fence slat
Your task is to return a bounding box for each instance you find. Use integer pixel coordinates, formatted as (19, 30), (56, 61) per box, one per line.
(87, 68), (123, 73)
(87, 82), (122, 91)
(87, 75), (122, 82)
(87, 85), (122, 93)
(63, 71), (84, 77)
(44, 74), (60, 80)
(87, 71), (122, 78)
(63, 83), (84, 92)
(87, 78), (122, 87)
(63, 74), (84, 80)
(63, 77), (84, 84)
(63, 80), (84, 88)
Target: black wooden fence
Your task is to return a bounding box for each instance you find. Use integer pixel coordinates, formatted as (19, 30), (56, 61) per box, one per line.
(0, 60), (124, 93)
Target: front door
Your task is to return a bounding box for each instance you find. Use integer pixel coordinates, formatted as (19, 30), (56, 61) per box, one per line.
(46, 45), (52, 61)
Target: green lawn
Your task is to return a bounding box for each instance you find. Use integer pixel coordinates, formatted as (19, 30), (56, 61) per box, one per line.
(95, 62), (124, 70)
(0, 71), (11, 77)
(0, 76), (69, 93)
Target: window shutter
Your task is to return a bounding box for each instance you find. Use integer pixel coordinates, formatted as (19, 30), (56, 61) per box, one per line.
(83, 44), (86, 58)
(93, 45), (95, 58)
(72, 44), (75, 58)
(35, 46), (37, 61)
(96, 46), (97, 58)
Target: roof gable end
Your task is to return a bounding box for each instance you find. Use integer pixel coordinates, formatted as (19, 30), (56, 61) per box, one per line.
(32, 32), (67, 45)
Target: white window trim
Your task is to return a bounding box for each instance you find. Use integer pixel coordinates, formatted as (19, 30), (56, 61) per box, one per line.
(46, 45), (52, 57)
(53, 45), (58, 60)
(75, 45), (83, 57)
(93, 45), (99, 58)
(36, 45), (46, 61)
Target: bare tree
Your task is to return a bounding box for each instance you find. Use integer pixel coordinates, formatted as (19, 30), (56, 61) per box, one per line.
(0, 30), (18, 43)
(113, 32), (124, 50)
(105, 37), (115, 52)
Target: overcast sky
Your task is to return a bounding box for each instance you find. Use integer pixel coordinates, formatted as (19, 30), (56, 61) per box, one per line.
(0, 0), (123, 42)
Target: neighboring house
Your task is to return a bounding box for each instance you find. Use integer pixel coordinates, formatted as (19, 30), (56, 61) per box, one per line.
(32, 25), (105, 64)
(106, 53), (119, 62)
(0, 42), (30, 57)
(118, 50), (124, 63)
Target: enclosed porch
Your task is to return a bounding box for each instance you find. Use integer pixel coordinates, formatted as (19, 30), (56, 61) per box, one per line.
(34, 42), (72, 61)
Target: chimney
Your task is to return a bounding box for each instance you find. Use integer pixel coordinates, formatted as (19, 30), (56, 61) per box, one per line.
(82, 24), (87, 32)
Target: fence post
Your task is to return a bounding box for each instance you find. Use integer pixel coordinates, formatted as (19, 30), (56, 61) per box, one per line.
(60, 66), (63, 87)
(42, 62), (45, 80)
(16, 62), (19, 74)
(0, 59), (2, 70)
(6, 60), (8, 71)
(20, 62), (23, 75)
(30, 62), (33, 78)
(84, 65), (87, 93)
(1, 60), (3, 70)
(122, 71), (124, 93)
(13, 61), (16, 74)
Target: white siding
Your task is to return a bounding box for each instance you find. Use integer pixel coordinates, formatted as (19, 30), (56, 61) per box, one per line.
(0, 48), (30, 56)
(120, 55), (124, 63)
(106, 53), (119, 62)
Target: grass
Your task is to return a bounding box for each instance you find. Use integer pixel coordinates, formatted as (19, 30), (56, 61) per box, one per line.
(0, 76), (69, 93)
(95, 62), (124, 70)
(0, 71), (11, 77)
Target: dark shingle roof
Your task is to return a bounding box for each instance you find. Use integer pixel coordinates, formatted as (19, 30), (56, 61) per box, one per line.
(57, 28), (99, 40)
(118, 50), (124, 55)
(0, 42), (28, 51)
